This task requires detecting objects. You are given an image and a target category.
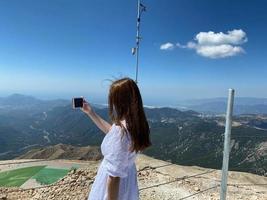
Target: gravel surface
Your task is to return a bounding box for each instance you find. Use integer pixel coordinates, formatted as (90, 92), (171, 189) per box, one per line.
(0, 154), (266, 200)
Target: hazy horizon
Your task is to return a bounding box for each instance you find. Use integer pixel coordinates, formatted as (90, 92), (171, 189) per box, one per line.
(1, 92), (267, 108)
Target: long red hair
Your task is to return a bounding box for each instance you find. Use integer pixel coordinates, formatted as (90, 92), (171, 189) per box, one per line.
(108, 77), (151, 152)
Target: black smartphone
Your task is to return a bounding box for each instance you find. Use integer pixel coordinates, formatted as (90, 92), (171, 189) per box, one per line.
(72, 97), (84, 108)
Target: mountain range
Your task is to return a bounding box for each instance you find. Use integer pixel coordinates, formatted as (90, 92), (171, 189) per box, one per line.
(0, 94), (266, 176)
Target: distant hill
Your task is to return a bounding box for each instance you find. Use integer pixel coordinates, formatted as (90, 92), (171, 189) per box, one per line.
(16, 144), (102, 161)
(0, 94), (70, 113)
(176, 97), (267, 114)
(177, 97), (267, 106)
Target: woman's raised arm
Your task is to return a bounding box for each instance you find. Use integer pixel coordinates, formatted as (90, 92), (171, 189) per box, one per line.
(81, 100), (112, 134)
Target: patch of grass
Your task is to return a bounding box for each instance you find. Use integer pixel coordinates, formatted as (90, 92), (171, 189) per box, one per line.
(0, 166), (46, 187)
(32, 168), (70, 185)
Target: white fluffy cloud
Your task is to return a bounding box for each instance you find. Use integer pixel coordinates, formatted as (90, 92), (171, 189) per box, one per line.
(160, 42), (175, 50)
(162, 29), (247, 59)
(189, 29), (247, 58)
(195, 29), (247, 46)
(195, 44), (245, 59)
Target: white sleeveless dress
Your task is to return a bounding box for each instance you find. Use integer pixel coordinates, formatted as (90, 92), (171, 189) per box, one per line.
(88, 120), (139, 200)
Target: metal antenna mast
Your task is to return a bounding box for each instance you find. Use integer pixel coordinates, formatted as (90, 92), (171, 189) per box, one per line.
(132, 0), (146, 84)
(220, 88), (235, 200)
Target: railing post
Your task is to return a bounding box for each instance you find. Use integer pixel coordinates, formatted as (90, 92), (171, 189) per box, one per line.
(220, 88), (235, 200)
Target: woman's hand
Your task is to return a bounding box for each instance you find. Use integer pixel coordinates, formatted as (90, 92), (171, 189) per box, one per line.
(81, 100), (93, 115)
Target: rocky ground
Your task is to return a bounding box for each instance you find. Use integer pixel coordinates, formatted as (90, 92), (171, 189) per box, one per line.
(0, 154), (266, 200)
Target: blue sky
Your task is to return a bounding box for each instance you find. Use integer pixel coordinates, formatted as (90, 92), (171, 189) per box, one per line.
(0, 0), (266, 106)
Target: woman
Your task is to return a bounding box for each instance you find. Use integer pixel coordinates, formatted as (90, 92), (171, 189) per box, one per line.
(82, 77), (151, 200)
